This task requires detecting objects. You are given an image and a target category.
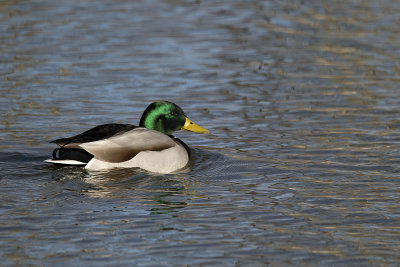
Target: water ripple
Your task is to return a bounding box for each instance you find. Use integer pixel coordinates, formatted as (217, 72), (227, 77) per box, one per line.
(1, 0), (400, 265)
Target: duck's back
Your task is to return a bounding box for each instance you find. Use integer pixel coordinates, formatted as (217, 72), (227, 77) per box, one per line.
(52, 124), (138, 147)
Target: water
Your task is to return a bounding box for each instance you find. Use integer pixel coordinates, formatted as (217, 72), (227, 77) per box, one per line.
(1, 0), (400, 265)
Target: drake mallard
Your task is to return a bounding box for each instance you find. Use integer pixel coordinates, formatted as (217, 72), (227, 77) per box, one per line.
(45, 101), (210, 173)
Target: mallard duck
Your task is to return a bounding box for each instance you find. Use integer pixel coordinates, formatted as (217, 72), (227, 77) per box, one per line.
(45, 101), (210, 173)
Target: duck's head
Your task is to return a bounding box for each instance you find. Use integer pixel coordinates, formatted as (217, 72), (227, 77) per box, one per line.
(139, 101), (210, 136)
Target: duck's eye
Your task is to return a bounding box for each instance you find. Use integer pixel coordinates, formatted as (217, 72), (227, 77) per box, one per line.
(170, 111), (178, 116)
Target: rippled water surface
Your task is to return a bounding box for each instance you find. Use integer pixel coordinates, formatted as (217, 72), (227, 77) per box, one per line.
(1, 0), (400, 265)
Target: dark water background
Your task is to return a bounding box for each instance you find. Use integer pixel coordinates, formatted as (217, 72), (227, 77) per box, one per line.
(1, 0), (400, 266)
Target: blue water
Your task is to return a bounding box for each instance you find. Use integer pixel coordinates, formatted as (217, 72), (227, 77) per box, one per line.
(1, 0), (400, 265)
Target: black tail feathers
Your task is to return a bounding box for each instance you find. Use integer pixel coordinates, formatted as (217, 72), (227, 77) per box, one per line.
(52, 147), (93, 163)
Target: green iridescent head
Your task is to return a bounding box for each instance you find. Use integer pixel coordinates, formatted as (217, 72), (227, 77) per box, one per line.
(139, 101), (210, 135)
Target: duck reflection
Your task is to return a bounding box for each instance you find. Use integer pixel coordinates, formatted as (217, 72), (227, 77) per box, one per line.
(49, 166), (188, 213)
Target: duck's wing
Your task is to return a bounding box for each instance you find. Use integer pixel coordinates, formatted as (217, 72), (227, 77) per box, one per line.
(51, 124), (138, 148)
(79, 128), (176, 163)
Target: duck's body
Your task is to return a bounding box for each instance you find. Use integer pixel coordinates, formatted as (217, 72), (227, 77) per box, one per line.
(45, 101), (209, 173)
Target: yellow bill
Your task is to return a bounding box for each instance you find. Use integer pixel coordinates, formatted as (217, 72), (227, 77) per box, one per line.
(181, 117), (210, 134)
